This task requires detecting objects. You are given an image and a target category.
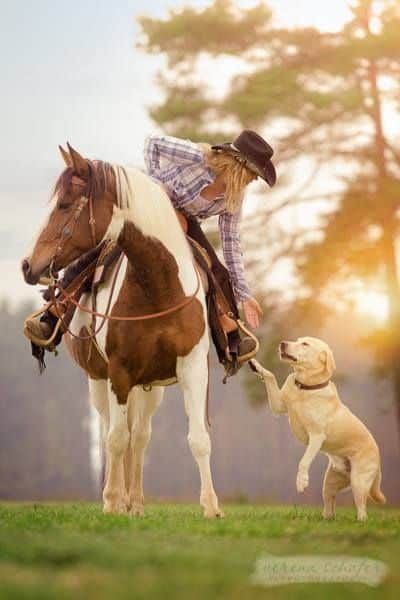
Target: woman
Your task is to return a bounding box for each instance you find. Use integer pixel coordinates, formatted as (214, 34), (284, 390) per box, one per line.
(144, 129), (276, 363)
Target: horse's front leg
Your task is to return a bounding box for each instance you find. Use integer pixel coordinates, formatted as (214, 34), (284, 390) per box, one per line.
(88, 378), (109, 489)
(177, 337), (223, 519)
(103, 379), (130, 514)
(127, 387), (164, 516)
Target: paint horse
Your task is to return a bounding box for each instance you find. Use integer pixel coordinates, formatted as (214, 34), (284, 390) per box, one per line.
(22, 144), (223, 518)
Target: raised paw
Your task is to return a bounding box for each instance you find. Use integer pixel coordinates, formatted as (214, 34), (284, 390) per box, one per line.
(296, 469), (309, 493)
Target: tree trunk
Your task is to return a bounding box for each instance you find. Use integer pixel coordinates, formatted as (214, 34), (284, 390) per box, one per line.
(382, 228), (400, 436)
(365, 15), (400, 434)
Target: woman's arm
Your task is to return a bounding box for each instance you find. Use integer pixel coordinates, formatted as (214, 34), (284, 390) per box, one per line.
(144, 135), (204, 177)
(219, 211), (263, 328)
(218, 211), (251, 303)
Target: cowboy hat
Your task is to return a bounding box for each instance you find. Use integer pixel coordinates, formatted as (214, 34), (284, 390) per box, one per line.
(212, 129), (276, 187)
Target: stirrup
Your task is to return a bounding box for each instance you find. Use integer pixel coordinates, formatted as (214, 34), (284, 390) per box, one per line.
(236, 319), (260, 363)
(23, 306), (62, 350)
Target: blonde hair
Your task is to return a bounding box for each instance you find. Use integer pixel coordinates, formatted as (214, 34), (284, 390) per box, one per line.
(198, 143), (257, 214)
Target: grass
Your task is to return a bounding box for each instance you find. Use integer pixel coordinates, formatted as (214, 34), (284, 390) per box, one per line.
(0, 503), (399, 599)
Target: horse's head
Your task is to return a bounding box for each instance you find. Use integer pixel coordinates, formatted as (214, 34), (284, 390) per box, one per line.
(22, 144), (116, 285)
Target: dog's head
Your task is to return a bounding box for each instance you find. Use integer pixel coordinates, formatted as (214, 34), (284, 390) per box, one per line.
(279, 337), (336, 380)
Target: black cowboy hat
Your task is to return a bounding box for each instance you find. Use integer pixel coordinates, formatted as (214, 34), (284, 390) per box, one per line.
(212, 129), (276, 187)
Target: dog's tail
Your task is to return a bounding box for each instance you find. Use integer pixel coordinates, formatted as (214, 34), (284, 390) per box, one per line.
(370, 471), (386, 504)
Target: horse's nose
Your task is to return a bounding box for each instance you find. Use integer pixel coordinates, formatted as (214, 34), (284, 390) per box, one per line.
(22, 257), (30, 276)
(21, 257), (35, 284)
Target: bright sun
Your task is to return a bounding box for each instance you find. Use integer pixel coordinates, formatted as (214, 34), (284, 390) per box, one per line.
(354, 290), (389, 322)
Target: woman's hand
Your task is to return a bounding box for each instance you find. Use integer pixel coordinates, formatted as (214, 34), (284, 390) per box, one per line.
(242, 297), (263, 329)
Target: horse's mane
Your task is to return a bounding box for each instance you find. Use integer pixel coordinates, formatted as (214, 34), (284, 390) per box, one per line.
(115, 166), (193, 264)
(54, 159), (193, 266)
(53, 160), (115, 201)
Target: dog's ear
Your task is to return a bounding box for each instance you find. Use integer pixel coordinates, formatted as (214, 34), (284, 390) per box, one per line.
(321, 348), (336, 375)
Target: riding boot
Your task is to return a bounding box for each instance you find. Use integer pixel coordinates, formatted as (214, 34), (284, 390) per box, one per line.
(24, 311), (59, 347)
(185, 216), (258, 363)
(24, 246), (102, 348)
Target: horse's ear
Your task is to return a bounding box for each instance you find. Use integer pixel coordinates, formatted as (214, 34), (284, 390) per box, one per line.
(67, 142), (89, 178)
(59, 145), (72, 167)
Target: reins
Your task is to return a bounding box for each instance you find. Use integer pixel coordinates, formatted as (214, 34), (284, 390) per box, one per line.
(51, 260), (201, 325)
(47, 169), (202, 342)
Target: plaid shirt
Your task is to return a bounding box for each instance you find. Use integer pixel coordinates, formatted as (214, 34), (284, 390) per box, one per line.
(144, 135), (251, 301)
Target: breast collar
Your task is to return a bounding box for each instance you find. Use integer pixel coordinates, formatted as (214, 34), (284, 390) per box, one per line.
(294, 379), (331, 391)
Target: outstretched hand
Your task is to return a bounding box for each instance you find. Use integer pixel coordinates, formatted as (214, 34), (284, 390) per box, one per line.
(242, 296), (263, 329)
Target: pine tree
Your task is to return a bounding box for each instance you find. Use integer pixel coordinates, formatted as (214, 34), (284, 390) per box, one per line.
(138, 0), (400, 431)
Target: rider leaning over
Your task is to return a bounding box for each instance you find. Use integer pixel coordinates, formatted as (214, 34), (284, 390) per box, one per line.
(24, 129), (276, 369)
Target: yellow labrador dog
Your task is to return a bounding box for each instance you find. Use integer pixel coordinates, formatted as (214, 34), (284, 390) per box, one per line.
(250, 337), (385, 521)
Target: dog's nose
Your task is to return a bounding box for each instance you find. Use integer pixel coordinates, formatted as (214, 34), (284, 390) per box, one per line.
(279, 341), (288, 351)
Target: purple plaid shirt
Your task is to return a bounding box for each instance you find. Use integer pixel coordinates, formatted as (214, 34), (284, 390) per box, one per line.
(144, 135), (251, 301)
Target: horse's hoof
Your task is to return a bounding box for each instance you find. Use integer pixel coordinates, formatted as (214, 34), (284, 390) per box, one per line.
(203, 506), (224, 519)
(130, 503), (145, 517)
(103, 502), (127, 515)
(322, 511), (335, 520)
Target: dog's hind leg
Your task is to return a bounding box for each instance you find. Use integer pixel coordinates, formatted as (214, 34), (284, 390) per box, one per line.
(322, 460), (350, 519)
(351, 462), (377, 521)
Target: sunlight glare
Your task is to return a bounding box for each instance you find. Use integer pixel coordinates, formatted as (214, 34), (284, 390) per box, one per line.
(234, 0), (352, 32)
(354, 290), (389, 322)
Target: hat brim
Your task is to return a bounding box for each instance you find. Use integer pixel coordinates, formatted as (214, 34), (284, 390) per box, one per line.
(211, 143), (276, 187)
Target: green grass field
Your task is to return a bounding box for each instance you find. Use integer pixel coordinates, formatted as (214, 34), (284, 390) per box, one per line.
(0, 503), (399, 599)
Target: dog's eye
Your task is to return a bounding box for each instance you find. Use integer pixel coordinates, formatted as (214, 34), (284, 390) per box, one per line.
(302, 342), (309, 346)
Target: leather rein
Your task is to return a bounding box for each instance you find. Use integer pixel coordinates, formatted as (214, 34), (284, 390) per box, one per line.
(47, 175), (201, 342)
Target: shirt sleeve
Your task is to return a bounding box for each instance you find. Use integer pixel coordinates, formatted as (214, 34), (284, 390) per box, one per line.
(219, 210), (252, 302)
(144, 135), (204, 178)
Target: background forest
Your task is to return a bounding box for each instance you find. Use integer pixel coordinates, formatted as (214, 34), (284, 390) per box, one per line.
(0, 0), (399, 505)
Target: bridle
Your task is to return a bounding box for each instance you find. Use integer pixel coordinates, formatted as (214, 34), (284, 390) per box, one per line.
(47, 172), (201, 342)
(49, 175), (97, 279)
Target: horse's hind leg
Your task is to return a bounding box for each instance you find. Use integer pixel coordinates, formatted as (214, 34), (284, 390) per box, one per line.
(127, 387), (164, 516)
(103, 380), (130, 514)
(177, 339), (223, 519)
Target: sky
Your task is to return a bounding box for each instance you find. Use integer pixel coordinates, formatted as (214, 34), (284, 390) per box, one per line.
(0, 0), (352, 306)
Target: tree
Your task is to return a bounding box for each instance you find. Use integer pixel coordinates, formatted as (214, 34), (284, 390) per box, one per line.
(138, 0), (400, 431)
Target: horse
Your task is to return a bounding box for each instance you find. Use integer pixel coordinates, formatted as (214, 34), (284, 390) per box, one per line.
(22, 143), (223, 518)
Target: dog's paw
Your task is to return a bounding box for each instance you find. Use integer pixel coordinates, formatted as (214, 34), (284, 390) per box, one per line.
(249, 360), (273, 379)
(296, 469), (309, 493)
